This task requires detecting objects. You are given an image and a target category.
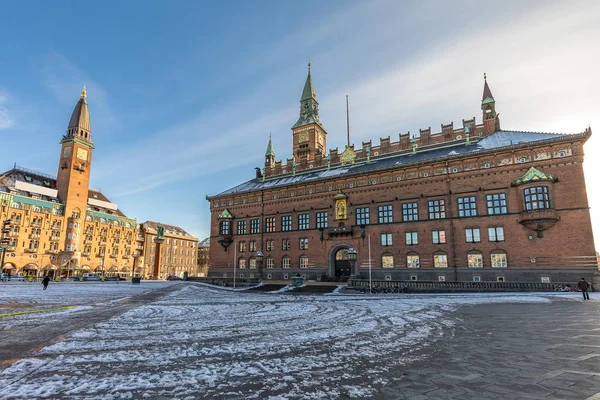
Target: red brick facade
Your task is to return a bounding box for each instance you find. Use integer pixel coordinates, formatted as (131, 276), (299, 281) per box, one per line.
(206, 74), (597, 284)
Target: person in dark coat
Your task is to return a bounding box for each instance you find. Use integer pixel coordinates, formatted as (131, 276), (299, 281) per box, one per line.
(42, 275), (50, 290)
(578, 278), (590, 300)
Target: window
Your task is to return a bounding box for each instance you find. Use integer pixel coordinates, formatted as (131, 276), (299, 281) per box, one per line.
(410, 275), (418, 281)
(382, 253), (394, 268)
(473, 276), (481, 282)
(265, 217), (275, 233)
(407, 253), (420, 268)
(438, 275), (446, 282)
(465, 228), (481, 243)
(300, 238), (309, 250)
(488, 226), (505, 242)
(238, 258), (247, 269)
(524, 186), (550, 210)
(300, 256), (308, 268)
(497, 276), (505, 282)
(491, 251), (508, 268)
(250, 219), (260, 234)
(381, 233), (392, 246)
(405, 231), (418, 245)
(219, 221), (230, 235)
(541, 276), (550, 283)
(468, 252), (483, 268)
(402, 202), (419, 222)
(298, 214), (310, 230)
(434, 253), (448, 268)
(266, 257), (274, 269)
(282, 239), (290, 251)
(378, 205), (393, 224)
(356, 207), (370, 225)
(432, 230), (446, 244)
(266, 240), (274, 251)
(428, 199), (446, 219)
(486, 193), (507, 215)
(281, 215), (292, 231)
(282, 256), (290, 269)
(249, 240), (257, 252)
(237, 220), (246, 235)
(316, 212), (328, 229)
(458, 196), (477, 217)
(249, 258), (257, 269)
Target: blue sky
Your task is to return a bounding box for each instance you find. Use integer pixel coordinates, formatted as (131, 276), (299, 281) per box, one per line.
(1, 0), (600, 246)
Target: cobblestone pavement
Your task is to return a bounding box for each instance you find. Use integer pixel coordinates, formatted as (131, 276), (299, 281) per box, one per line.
(378, 299), (600, 399)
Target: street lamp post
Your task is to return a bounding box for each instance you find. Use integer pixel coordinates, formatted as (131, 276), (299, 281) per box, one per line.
(347, 247), (361, 291)
(0, 220), (11, 275)
(255, 251), (264, 284)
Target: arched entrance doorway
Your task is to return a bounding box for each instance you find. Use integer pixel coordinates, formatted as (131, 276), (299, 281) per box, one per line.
(335, 249), (352, 279)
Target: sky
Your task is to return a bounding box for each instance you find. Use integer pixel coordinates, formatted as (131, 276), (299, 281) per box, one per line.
(0, 0), (599, 246)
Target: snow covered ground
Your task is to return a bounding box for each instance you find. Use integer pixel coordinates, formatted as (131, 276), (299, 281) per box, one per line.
(0, 284), (596, 399)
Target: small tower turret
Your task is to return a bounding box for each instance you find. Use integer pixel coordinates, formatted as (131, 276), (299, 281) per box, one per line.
(265, 134), (275, 168)
(481, 73), (500, 135)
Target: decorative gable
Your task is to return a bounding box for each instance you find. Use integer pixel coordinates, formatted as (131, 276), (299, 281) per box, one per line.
(218, 209), (234, 219)
(512, 167), (556, 186)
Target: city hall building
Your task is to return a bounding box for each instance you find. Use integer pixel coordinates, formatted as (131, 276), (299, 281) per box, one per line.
(206, 67), (597, 283)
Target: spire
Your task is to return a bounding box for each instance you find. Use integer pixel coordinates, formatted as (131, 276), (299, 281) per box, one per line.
(64, 87), (92, 143)
(300, 60), (318, 102)
(482, 73), (494, 104)
(293, 60), (322, 128)
(265, 134), (275, 157)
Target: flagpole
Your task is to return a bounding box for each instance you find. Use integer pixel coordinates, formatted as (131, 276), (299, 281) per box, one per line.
(368, 234), (372, 294)
(233, 245), (237, 289)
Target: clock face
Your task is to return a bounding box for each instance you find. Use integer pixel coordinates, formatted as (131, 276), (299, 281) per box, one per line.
(76, 148), (88, 161)
(63, 146), (72, 158)
(299, 132), (309, 143)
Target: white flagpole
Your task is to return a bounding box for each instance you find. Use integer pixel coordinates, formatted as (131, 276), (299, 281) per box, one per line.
(233, 245), (237, 289)
(368, 234), (372, 294)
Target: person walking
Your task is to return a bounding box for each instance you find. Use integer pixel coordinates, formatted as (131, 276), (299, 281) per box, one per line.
(42, 275), (50, 290)
(578, 278), (590, 300)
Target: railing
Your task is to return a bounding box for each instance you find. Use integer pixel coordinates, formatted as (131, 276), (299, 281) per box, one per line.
(348, 279), (590, 292)
(47, 250), (59, 255)
(8, 232), (19, 237)
(30, 222), (42, 228)
(109, 254), (117, 258)
(7, 246), (16, 252)
(24, 248), (38, 253)
(50, 236), (60, 241)
(123, 255), (130, 259)
(29, 234), (41, 239)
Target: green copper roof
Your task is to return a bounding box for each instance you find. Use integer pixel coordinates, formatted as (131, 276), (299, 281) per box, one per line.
(218, 209), (234, 219)
(513, 167), (555, 186)
(301, 72), (318, 102)
(482, 96), (495, 105)
(265, 135), (275, 157)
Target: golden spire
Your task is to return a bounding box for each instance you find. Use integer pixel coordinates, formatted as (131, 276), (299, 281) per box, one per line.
(81, 85), (87, 100)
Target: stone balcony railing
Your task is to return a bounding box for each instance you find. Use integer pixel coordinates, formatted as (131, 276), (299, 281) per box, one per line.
(29, 234), (41, 239)
(8, 232), (19, 237)
(30, 222), (42, 228)
(7, 246), (16, 252)
(47, 250), (59, 255)
(518, 208), (559, 232)
(25, 248), (38, 253)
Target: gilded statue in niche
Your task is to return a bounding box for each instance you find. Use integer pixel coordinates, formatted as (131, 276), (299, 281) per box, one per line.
(335, 198), (347, 220)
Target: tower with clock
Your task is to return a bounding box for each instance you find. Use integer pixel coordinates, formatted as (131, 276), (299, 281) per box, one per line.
(291, 61), (327, 161)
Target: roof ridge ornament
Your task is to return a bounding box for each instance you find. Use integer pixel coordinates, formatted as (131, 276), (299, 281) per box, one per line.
(81, 85), (87, 100)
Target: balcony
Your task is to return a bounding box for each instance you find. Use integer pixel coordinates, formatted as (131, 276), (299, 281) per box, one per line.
(50, 236), (60, 241)
(8, 231), (19, 237)
(123, 255), (130, 259)
(109, 254), (118, 258)
(328, 225), (353, 236)
(82, 252), (90, 256)
(25, 248), (38, 253)
(84, 239), (93, 244)
(29, 234), (41, 239)
(30, 222), (42, 228)
(136, 245), (144, 250)
(7, 246), (16, 252)
(518, 208), (559, 236)
(47, 250), (59, 255)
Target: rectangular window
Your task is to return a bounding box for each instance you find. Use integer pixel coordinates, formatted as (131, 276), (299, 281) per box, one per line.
(249, 240), (257, 252)
(265, 217), (275, 233)
(382, 254), (394, 268)
(491, 253), (508, 268)
(316, 212), (328, 229)
(281, 216), (292, 232)
(524, 186), (550, 210)
(428, 199), (446, 219)
(266, 240), (274, 251)
(407, 254), (420, 268)
(239, 259), (247, 269)
(356, 207), (370, 225)
(488, 226), (505, 242)
(465, 228), (481, 243)
(486, 193), (508, 215)
(219, 221), (230, 235)
(468, 253), (483, 268)
(282, 257), (290, 268)
(282, 239), (290, 251)
(250, 219), (260, 234)
(238, 241), (246, 252)
(402, 202), (419, 222)
(266, 258), (274, 269)
(300, 238), (309, 250)
(298, 214), (310, 230)
(432, 230), (446, 244)
(434, 254), (448, 268)
(300, 257), (308, 268)
(405, 232), (418, 245)
(458, 196), (477, 217)
(381, 233), (392, 246)
(541, 276), (550, 283)
(378, 205), (393, 224)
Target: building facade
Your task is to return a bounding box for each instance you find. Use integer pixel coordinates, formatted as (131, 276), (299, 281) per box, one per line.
(206, 67), (597, 283)
(0, 89), (192, 279)
(138, 221), (198, 279)
(197, 238), (209, 277)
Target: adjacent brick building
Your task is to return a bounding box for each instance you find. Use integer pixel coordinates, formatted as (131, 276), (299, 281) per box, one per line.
(206, 68), (597, 283)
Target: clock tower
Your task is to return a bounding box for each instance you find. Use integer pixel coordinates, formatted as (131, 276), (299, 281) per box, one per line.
(292, 62), (327, 160)
(56, 87), (94, 253)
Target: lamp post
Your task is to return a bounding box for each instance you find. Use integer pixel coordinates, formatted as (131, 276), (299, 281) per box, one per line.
(0, 220), (10, 275)
(255, 251), (264, 284)
(347, 247), (360, 290)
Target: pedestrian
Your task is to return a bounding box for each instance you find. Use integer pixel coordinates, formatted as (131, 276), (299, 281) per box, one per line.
(42, 275), (50, 290)
(578, 278), (590, 301)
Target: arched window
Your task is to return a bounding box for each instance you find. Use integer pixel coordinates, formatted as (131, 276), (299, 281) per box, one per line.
(300, 255), (308, 268)
(282, 256), (291, 269)
(407, 252), (420, 268)
(490, 250), (508, 268)
(467, 251), (483, 268)
(266, 257), (274, 269)
(434, 252), (448, 268)
(238, 258), (247, 269)
(382, 252), (394, 268)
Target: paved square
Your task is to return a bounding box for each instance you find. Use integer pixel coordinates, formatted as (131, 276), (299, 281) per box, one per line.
(0, 282), (599, 399)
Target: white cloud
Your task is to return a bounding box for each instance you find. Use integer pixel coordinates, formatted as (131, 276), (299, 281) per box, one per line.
(0, 91), (14, 130)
